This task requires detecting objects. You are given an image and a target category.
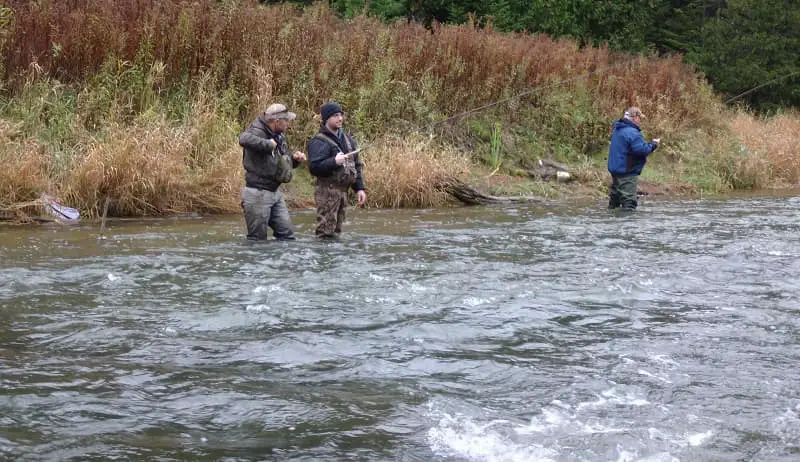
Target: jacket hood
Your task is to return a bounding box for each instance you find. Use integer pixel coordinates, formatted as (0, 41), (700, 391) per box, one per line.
(613, 118), (641, 132)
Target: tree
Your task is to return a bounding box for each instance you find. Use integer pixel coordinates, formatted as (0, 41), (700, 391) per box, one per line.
(688, 0), (800, 108)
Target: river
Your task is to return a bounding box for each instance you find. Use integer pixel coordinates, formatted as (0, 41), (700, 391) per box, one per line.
(2, 196), (799, 461)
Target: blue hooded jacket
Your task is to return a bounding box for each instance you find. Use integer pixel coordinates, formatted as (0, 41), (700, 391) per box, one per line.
(607, 118), (657, 176)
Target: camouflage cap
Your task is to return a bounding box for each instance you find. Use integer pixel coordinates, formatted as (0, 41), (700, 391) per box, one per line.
(264, 103), (297, 120)
(624, 106), (644, 119)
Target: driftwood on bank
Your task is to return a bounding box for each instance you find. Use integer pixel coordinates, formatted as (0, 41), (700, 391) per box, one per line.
(435, 177), (546, 205)
(435, 158), (573, 206)
(524, 159), (573, 182)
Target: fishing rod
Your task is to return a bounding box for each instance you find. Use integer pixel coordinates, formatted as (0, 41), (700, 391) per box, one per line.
(670, 69), (800, 135)
(723, 71), (799, 105)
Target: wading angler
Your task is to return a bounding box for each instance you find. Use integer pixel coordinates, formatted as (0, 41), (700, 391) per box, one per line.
(307, 102), (366, 238)
(607, 107), (661, 211)
(239, 103), (307, 240)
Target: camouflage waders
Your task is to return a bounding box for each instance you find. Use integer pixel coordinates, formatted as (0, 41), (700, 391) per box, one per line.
(314, 180), (348, 237)
(312, 133), (358, 238)
(608, 174), (639, 211)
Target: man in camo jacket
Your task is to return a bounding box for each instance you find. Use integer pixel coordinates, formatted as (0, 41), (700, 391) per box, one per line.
(239, 103), (307, 240)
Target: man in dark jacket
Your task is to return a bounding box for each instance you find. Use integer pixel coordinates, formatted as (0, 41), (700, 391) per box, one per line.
(307, 102), (366, 238)
(607, 107), (661, 211)
(239, 103), (307, 240)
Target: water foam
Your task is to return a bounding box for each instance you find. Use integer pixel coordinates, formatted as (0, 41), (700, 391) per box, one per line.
(463, 296), (495, 307)
(428, 411), (557, 462)
(252, 285), (281, 294)
(245, 304), (270, 313)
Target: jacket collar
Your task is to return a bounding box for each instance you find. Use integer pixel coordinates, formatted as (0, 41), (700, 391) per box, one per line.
(318, 126), (352, 152)
(319, 126), (341, 137)
(257, 115), (276, 134)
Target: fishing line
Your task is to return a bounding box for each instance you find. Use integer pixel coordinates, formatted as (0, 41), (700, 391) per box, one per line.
(341, 60), (796, 156)
(98, 196), (110, 240)
(348, 55), (647, 153)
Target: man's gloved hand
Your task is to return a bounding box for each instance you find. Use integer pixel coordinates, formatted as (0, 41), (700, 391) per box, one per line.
(652, 138), (661, 151)
(266, 139), (277, 151)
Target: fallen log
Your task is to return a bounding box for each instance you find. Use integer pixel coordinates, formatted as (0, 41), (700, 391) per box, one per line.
(435, 177), (545, 205)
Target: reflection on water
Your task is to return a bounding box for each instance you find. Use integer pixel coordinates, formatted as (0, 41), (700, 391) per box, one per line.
(2, 196), (800, 461)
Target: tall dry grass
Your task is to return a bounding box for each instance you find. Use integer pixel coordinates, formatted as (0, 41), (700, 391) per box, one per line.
(0, 121), (52, 204)
(61, 78), (244, 217)
(0, 121), (55, 221)
(362, 135), (472, 208)
(728, 111), (800, 187)
(62, 123), (241, 217)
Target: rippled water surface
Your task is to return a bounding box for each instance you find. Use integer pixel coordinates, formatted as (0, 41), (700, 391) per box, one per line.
(2, 196), (800, 461)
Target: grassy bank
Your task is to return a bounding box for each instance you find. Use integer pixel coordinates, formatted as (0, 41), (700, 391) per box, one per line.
(1, 1), (798, 220)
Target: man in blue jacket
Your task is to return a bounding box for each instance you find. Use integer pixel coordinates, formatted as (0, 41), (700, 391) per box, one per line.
(607, 107), (661, 211)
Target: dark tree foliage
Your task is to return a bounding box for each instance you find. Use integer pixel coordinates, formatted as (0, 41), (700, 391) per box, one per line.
(690, 0), (799, 109)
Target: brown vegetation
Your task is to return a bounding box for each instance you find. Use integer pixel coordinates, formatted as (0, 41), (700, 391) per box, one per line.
(62, 123), (242, 217)
(2, 0), (710, 128)
(361, 135), (471, 208)
(0, 121), (55, 221)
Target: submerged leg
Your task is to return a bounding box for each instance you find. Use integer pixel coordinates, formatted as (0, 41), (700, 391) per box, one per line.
(268, 190), (295, 240)
(241, 187), (271, 240)
(608, 176), (621, 209)
(315, 184), (343, 238)
(617, 175), (639, 211)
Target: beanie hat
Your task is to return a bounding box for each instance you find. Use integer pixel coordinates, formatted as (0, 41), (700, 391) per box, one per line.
(320, 102), (343, 123)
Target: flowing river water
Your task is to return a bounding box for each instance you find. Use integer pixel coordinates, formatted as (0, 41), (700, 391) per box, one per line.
(2, 196), (799, 461)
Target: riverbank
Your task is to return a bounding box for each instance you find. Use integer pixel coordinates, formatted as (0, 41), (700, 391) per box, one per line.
(2, 112), (799, 223)
(1, 1), (799, 221)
